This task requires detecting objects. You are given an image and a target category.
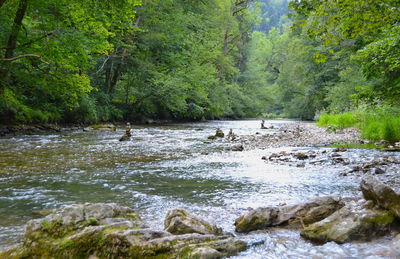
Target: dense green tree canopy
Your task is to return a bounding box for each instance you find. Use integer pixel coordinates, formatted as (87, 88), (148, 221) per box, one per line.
(0, 0), (261, 123)
(1, 0), (398, 123)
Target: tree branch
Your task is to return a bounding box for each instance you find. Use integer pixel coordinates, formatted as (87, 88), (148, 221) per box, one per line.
(1, 54), (49, 65)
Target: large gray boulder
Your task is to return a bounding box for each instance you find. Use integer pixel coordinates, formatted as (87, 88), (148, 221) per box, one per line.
(2, 204), (247, 259)
(164, 208), (222, 235)
(300, 200), (396, 244)
(235, 196), (344, 233)
(360, 175), (400, 218)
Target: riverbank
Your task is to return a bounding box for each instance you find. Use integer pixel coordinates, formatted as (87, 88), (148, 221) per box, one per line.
(0, 119), (174, 136)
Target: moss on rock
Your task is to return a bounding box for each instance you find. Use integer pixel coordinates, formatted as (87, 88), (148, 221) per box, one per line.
(1, 204), (247, 259)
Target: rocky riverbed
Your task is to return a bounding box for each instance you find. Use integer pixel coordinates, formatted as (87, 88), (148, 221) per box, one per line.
(239, 122), (361, 149)
(227, 122), (400, 190)
(1, 119), (399, 258)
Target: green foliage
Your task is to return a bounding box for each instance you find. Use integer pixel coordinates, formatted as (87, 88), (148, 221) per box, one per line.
(361, 114), (400, 142)
(317, 113), (357, 129)
(0, 0), (143, 123)
(288, 0), (400, 106)
(318, 108), (400, 142)
(1, 0), (398, 124)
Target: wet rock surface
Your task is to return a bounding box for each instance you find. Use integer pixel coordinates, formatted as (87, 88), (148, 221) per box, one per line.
(235, 196), (344, 233)
(361, 176), (400, 218)
(1, 204), (246, 259)
(300, 200), (396, 244)
(300, 177), (400, 244)
(164, 208), (222, 235)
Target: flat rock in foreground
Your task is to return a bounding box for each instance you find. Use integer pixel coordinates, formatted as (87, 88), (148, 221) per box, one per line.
(1, 203), (247, 259)
(235, 196), (344, 233)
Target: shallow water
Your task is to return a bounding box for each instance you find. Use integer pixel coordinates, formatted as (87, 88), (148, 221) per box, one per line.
(0, 120), (398, 258)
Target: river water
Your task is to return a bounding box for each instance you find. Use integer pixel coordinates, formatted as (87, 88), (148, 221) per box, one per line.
(0, 120), (398, 258)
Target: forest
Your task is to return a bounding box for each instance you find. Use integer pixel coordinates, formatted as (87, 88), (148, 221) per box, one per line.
(1, 0), (399, 140)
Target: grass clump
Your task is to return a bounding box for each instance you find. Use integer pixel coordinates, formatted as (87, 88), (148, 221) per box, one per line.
(318, 108), (400, 142)
(317, 112), (358, 129)
(361, 114), (400, 142)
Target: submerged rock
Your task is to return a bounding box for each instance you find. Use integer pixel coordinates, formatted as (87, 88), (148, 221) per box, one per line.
(119, 135), (130, 141)
(2, 204), (246, 259)
(235, 196), (344, 233)
(360, 176), (400, 218)
(164, 208), (222, 235)
(230, 144), (244, 151)
(301, 200), (396, 244)
(83, 124), (116, 131)
(294, 152), (308, 160)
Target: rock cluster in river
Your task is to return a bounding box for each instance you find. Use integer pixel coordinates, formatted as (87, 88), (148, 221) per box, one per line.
(235, 176), (400, 245)
(301, 176), (400, 244)
(2, 176), (399, 258)
(242, 123), (361, 149)
(1, 204), (246, 259)
(261, 147), (400, 191)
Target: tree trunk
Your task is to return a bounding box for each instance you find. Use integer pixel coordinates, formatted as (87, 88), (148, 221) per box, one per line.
(0, 0), (29, 92)
(5, 0), (28, 59)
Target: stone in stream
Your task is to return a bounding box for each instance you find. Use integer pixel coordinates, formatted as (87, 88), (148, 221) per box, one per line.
(2, 204), (247, 259)
(371, 167), (385, 175)
(300, 200), (396, 244)
(230, 144), (244, 151)
(215, 128), (224, 138)
(360, 175), (400, 218)
(235, 196), (344, 233)
(119, 122), (132, 141)
(164, 208), (223, 235)
(119, 135), (130, 141)
(294, 152), (309, 160)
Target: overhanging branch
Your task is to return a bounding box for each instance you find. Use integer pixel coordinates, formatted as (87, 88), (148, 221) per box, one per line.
(1, 54), (50, 65)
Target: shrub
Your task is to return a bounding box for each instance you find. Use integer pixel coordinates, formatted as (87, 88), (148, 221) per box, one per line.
(361, 115), (400, 142)
(318, 109), (400, 142)
(317, 112), (357, 128)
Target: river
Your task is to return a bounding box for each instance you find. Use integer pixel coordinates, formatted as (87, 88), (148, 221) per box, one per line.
(0, 120), (398, 258)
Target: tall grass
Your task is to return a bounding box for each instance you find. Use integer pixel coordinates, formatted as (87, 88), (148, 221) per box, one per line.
(317, 112), (358, 128)
(361, 115), (400, 142)
(317, 110), (400, 142)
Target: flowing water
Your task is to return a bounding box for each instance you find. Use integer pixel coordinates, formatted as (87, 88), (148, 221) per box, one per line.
(0, 120), (398, 258)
